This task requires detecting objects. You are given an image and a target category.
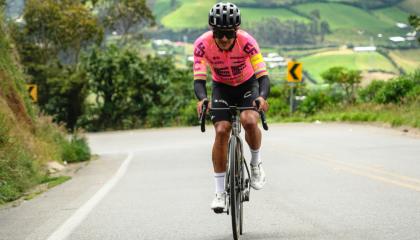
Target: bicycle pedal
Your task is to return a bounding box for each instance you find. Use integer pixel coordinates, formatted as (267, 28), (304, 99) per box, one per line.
(213, 208), (224, 214)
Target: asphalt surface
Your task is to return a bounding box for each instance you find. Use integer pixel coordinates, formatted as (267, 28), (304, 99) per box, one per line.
(1, 123), (420, 240)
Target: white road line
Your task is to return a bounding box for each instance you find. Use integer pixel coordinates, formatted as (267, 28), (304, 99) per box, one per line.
(46, 152), (134, 240)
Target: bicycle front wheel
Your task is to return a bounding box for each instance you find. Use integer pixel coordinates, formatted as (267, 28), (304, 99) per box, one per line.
(228, 137), (241, 240)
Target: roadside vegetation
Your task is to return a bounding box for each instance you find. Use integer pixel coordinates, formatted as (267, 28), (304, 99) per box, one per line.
(0, 7), (90, 204)
(271, 70), (420, 128)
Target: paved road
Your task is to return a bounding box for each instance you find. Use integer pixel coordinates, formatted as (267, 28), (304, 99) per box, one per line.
(1, 123), (420, 240)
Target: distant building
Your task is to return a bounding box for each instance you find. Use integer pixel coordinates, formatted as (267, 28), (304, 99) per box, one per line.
(396, 23), (408, 28)
(353, 46), (377, 52)
(264, 53), (286, 68)
(406, 31), (417, 41)
(389, 36), (406, 42)
(153, 39), (173, 46)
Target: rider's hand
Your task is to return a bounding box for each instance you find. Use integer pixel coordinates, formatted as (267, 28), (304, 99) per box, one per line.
(196, 98), (210, 117)
(254, 96), (269, 112)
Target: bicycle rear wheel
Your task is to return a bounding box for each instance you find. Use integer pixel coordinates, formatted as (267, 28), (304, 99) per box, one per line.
(229, 137), (242, 240)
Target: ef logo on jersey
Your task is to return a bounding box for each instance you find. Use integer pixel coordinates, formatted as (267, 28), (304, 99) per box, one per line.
(194, 42), (205, 57)
(243, 42), (257, 55)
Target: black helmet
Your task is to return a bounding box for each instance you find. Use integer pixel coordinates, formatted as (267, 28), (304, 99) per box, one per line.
(208, 2), (241, 29)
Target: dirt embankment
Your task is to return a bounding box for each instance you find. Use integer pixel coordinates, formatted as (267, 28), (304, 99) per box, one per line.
(0, 71), (34, 129)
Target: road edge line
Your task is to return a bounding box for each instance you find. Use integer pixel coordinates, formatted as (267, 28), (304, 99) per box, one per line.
(46, 152), (134, 240)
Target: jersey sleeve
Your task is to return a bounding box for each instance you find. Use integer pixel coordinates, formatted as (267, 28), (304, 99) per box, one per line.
(243, 34), (268, 79)
(193, 39), (208, 81)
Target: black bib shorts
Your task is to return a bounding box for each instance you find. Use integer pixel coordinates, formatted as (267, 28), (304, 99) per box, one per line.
(210, 75), (259, 123)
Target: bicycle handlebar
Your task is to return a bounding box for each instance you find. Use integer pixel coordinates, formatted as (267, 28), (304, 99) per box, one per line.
(199, 99), (209, 132)
(255, 99), (269, 131)
(198, 99), (268, 132)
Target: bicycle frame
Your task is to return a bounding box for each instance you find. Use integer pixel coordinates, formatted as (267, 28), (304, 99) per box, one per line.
(198, 99), (268, 240)
(224, 106), (252, 210)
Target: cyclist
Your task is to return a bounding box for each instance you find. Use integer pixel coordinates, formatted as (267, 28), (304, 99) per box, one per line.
(193, 2), (270, 213)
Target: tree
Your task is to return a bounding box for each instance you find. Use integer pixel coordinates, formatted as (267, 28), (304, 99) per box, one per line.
(320, 21), (331, 43)
(170, 0), (177, 8)
(321, 67), (362, 104)
(247, 18), (316, 45)
(12, 0), (103, 129)
(310, 9), (320, 20)
(408, 14), (420, 43)
(104, 0), (155, 43)
(23, 0), (103, 64)
(81, 45), (193, 130)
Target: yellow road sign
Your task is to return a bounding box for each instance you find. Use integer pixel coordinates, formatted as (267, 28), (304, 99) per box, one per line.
(26, 84), (38, 102)
(287, 62), (302, 82)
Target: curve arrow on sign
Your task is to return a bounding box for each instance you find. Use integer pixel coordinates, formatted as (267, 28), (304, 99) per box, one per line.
(290, 63), (300, 80)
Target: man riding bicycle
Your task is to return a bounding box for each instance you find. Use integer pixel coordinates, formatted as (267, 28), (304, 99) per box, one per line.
(193, 2), (271, 213)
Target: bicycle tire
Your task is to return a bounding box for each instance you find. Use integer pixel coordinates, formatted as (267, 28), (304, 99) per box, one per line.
(229, 137), (241, 240)
(238, 141), (245, 235)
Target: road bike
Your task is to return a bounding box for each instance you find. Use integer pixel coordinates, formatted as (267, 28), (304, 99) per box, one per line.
(199, 99), (268, 240)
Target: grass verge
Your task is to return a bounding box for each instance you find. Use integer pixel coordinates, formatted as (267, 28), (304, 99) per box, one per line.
(41, 176), (72, 189)
(272, 102), (420, 129)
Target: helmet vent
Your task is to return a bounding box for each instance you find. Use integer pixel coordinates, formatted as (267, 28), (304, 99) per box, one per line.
(209, 2), (241, 29)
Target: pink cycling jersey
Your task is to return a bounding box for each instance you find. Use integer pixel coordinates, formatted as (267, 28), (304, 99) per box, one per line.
(193, 30), (268, 86)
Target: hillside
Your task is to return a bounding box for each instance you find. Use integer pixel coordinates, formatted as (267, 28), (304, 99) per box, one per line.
(298, 49), (399, 83)
(150, 0), (419, 83)
(155, 0), (416, 33)
(399, 0), (420, 15)
(0, 14), (88, 204)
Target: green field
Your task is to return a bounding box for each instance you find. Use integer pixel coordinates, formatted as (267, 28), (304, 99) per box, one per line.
(299, 50), (399, 82)
(294, 3), (407, 36)
(153, 0), (173, 20)
(158, 1), (412, 44)
(389, 49), (420, 73)
(373, 7), (412, 26)
(160, 0), (215, 30)
(160, 1), (310, 30)
(241, 8), (310, 25)
(399, 0), (420, 15)
(282, 47), (339, 58)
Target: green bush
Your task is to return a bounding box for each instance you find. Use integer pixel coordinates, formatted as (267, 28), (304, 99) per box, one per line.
(267, 98), (289, 118)
(321, 67), (361, 104)
(358, 70), (420, 105)
(179, 100), (199, 126)
(406, 85), (420, 102)
(298, 90), (331, 115)
(358, 80), (387, 103)
(61, 135), (90, 163)
(266, 84), (293, 117)
(374, 77), (415, 104)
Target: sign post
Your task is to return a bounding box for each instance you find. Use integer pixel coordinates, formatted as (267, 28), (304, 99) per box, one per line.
(26, 84), (38, 103)
(287, 62), (303, 114)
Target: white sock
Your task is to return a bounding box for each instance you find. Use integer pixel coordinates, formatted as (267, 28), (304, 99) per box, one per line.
(250, 148), (261, 166)
(214, 172), (225, 194)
